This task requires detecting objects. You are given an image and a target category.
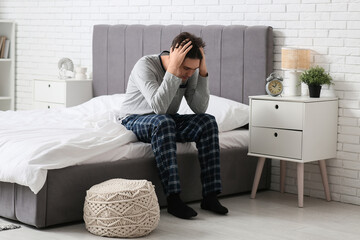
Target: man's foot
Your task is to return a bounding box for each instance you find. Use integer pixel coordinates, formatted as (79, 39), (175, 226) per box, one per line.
(167, 193), (197, 219)
(201, 193), (228, 215)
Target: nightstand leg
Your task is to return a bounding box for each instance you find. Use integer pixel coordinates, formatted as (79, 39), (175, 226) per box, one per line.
(297, 163), (304, 208)
(318, 160), (331, 201)
(251, 157), (266, 199)
(280, 160), (286, 193)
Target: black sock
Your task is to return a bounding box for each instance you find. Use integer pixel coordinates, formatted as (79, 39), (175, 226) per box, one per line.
(167, 193), (197, 219)
(201, 192), (228, 215)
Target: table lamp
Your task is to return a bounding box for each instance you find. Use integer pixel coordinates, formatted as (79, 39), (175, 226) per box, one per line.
(281, 48), (311, 96)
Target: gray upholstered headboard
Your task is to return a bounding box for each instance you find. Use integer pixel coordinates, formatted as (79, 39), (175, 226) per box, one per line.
(93, 25), (273, 104)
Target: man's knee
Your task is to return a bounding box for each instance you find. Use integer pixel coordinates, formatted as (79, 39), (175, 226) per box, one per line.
(197, 113), (217, 126)
(154, 114), (176, 130)
(201, 113), (216, 121)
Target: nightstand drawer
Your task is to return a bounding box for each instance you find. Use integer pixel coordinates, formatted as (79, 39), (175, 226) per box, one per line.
(251, 100), (303, 130)
(33, 101), (66, 109)
(34, 81), (66, 103)
(250, 127), (302, 159)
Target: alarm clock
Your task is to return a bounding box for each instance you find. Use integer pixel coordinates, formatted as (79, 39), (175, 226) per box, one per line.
(265, 73), (283, 97)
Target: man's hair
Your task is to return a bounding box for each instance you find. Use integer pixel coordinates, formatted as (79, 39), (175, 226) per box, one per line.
(171, 32), (206, 60)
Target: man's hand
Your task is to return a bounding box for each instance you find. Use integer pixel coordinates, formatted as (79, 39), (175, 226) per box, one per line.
(167, 40), (192, 78)
(199, 47), (208, 77)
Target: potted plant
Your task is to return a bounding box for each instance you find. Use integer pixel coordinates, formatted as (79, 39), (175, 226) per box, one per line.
(299, 66), (333, 98)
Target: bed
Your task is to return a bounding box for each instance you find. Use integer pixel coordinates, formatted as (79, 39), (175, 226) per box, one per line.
(0, 24), (273, 228)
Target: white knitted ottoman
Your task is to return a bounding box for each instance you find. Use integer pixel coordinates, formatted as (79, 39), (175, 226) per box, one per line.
(83, 178), (160, 238)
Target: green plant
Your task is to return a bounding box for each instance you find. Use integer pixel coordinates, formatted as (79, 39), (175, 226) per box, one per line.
(300, 66), (333, 86)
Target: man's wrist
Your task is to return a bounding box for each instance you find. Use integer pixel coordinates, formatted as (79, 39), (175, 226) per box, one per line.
(199, 71), (208, 77)
(167, 66), (180, 78)
(199, 59), (207, 77)
(199, 65), (208, 77)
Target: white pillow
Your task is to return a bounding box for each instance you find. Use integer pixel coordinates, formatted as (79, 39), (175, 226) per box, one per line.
(178, 95), (249, 132)
(71, 94), (126, 116)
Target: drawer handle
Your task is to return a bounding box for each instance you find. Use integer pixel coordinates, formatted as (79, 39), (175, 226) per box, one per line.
(275, 104), (279, 109)
(48, 84), (51, 88)
(274, 132), (278, 137)
(48, 106), (50, 109)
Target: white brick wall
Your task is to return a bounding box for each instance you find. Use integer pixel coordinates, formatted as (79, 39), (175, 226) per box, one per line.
(0, 0), (359, 206)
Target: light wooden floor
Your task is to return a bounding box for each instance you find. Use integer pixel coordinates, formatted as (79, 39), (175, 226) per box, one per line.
(1, 191), (360, 240)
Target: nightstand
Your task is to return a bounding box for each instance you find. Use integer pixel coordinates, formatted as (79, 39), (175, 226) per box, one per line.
(248, 95), (338, 207)
(33, 78), (93, 109)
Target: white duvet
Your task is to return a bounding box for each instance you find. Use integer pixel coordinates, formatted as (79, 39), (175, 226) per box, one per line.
(0, 94), (137, 194)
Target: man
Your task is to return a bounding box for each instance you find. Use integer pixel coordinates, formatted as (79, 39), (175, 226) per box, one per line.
(119, 32), (228, 219)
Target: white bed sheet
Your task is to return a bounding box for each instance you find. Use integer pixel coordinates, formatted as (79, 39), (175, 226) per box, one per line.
(93, 129), (249, 162)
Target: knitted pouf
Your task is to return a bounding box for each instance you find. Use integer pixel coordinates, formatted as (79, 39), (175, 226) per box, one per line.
(83, 178), (160, 238)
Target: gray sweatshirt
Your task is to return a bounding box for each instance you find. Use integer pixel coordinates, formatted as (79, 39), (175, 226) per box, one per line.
(119, 53), (210, 118)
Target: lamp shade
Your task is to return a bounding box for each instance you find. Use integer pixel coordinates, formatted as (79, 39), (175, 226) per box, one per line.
(281, 48), (310, 70)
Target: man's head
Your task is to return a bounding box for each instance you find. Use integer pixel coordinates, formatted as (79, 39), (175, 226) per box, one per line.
(171, 32), (206, 60)
(171, 32), (206, 81)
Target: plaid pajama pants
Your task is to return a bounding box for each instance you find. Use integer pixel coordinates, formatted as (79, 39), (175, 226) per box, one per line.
(121, 113), (222, 197)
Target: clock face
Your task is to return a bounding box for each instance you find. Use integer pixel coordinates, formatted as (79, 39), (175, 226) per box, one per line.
(266, 79), (283, 96)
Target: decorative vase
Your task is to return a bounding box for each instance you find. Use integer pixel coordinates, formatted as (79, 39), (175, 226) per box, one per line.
(308, 84), (322, 98)
(75, 67), (87, 80)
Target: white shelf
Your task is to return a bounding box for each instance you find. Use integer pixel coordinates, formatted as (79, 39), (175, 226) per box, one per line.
(0, 96), (11, 100)
(0, 20), (15, 111)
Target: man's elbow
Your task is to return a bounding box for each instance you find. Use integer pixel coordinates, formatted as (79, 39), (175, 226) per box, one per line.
(198, 109), (207, 114)
(154, 109), (166, 114)
(151, 104), (166, 115)
(192, 106), (208, 114)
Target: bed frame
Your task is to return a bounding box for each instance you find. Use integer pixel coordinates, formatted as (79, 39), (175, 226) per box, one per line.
(0, 24), (273, 228)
